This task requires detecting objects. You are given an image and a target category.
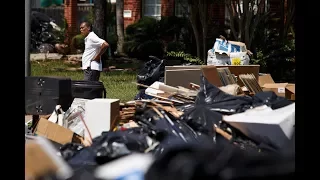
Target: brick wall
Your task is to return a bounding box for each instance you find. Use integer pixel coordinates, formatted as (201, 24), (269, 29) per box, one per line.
(161, 0), (174, 16)
(65, 0), (284, 32)
(64, 0), (78, 45)
(123, 0), (142, 29)
(123, 0), (178, 29)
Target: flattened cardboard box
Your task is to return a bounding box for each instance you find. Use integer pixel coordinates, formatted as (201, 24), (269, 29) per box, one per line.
(34, 118), (83, 145)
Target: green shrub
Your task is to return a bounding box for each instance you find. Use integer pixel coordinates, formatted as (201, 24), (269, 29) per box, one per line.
(124, 17), (164, 60)
(71, 34), (85, 50)
(123, 16), (193, 60)
(167, 51), (204, 65)
(52, 18), (68, 44)
(106, 32), (118, 55)
(167, 41), (186, 52)
(251, 39), (295, 83)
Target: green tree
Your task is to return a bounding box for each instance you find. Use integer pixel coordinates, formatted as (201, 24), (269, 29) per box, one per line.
(186, 0), (222, 63)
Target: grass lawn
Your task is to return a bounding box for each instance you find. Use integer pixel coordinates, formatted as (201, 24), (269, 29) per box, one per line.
(31, 60), (140, 102)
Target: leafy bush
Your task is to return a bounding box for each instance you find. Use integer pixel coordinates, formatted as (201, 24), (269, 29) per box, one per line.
(124, 17), (164, 60)
(107, 32), (118, 56)
(158, 16), (188, 38)
(251, 38), (295, 82)
(123, 16), (190, 60)
(167, 41), (186, 52)
(52, 18), (68, 44)
(167, 51), (204, 65)
(71, 34), (85, 51)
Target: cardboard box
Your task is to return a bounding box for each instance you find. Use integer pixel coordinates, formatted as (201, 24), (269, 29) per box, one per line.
(258, 74), (275, 87)
(85, 99), (120, 138)
(165, 65), (260, 80)
(34, 118), (83, 145)
(259, 74), (295, 100)
(25, 137), (73, 179)
(286, 84), (295, 100)
(207, 38), (250, 65)
(164, 65), (260, 88)
(165, 69), (202, 89)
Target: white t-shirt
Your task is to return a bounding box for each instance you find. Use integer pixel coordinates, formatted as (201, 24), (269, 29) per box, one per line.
(82, 32), (106, 71)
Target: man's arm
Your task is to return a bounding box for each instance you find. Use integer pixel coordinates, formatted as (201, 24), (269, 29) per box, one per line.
(93, 41), (109, 62)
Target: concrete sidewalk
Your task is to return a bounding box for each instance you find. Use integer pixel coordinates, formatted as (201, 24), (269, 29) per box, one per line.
(30, 53), (82, 61)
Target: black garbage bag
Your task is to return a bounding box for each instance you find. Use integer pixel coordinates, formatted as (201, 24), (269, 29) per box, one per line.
(30, 11), (57, 53)
(252, 91), (293, 110)
(62, 127), (150, 167)
(195, 74), (293, 114)
(32, 11), (51, 23)
(178, 104), (277, 153)
(134, 104), (212, 157)
(38, 43), (55, 53)
(135, 104), (210, 143)
(137, 56), (164, 90)
(196, 74), (253, 114)
(145, 140), (295, 180)
(179, 103), (223, 138)
(94, 128), (150, 164)
(223, 123), (279, 153)
(60, 143), (85, 161)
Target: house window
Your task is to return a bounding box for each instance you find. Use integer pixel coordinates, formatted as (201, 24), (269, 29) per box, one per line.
(144, 0), (161, 20)
(175, 0), (189, 17)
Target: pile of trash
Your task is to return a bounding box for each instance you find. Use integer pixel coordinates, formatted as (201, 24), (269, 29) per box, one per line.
(207, 36), (252, 66)
(31, 11), (62, 53)
(25, 76), (295, 180)
(25, 57), (295, 180)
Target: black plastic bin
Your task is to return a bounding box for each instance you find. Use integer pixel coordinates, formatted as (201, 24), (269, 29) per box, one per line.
(71, 80), (106, 99)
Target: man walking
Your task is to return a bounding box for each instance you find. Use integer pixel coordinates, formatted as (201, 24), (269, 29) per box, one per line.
(80, 21), (109, 81)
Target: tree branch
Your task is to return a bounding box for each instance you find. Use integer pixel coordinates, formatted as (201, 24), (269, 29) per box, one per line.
(226, 0), (238, 40)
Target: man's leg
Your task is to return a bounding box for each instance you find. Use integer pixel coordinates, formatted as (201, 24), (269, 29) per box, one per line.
(84, 69), (92, 81)
(91, 70), (101, 81)
(84, 69), (100, 81)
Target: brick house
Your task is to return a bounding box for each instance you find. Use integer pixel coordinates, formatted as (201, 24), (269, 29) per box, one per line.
(123, 0), (227, 29)
(63, 0), (286, 44)
(122, 0), (285, 29)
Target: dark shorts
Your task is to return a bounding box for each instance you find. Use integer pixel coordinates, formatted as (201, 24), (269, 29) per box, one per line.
(84, 69), (101, 81)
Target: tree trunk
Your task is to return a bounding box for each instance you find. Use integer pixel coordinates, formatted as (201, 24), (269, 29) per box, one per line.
(116, 0), (125, 54)
(226, 0), (240, 41)
(283, 0), (295, 40)
(227, 0), (269, 51)
(93, 0), (108, 66)
(279, 0), (285, 40)
(199, 0), (208, 64)
(189, 3), (201, 60)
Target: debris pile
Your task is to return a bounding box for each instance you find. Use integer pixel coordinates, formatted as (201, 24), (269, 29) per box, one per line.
(25, 62), (295, 180)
